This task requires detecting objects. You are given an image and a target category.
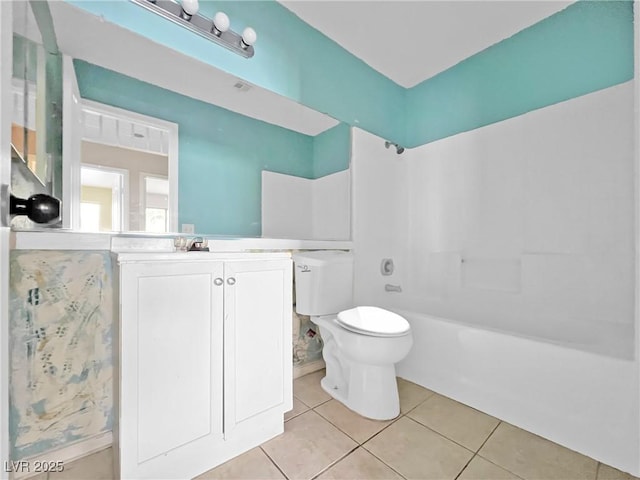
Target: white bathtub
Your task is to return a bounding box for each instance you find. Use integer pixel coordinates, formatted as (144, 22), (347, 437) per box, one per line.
(394, 310), (640, 476)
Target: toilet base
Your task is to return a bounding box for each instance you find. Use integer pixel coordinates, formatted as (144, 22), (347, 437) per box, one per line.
(320, 363), (400, 421)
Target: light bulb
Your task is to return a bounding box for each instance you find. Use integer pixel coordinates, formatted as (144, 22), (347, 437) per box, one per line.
(181, 0), (199, 16)
(213, 12), (230, 34)
(241, 27), (257, 48)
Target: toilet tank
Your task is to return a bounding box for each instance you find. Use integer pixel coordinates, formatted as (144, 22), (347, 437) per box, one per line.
(292, 250), (354, 316)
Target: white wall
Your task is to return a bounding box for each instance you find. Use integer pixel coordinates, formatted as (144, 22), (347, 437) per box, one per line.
(261, 170), (350, 240)
(353, 82), (635, 359)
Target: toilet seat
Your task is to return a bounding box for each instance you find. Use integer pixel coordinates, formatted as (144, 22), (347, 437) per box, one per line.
(337, 306), (410, 338)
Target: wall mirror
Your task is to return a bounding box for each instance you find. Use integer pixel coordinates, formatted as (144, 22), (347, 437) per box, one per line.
(10, 1), (352, 240)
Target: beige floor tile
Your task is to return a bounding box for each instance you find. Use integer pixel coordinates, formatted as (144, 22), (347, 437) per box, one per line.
(457, 456), (521, 480)
(397, 377), (434, 414)
(262, 410), (357, 480)
(315, 399), (394, 443)
(294, 370), (331, 408)
(479, 423), (597, 480)
(48, 447), (113, 480)
(317, 447), (403, 480)
(407, 393), (499, 451)
(285, 397), (310, 421)
(598, 463), (640, 480)
(194, 447), (284, 480)
(364, 416), (473, 480)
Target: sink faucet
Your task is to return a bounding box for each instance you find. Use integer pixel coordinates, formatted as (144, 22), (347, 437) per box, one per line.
(174, 237), (209, 251)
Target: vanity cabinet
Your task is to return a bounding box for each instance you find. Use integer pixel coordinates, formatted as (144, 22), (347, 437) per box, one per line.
(117, 253), (292, 479)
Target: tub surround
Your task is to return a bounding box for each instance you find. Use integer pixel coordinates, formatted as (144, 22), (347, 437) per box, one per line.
(353, 80), (635, 360)
(351, 80), (639, 475)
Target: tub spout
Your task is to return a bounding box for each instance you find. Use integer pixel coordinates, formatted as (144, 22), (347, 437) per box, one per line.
(385, 284), (402, 293)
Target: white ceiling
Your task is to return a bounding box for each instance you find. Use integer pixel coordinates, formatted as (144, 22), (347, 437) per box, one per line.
(280, 1), (574, 88)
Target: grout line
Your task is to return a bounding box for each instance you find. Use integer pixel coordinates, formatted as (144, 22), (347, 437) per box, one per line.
(453, 421), (503, 480)
(358, 414), (403, 444)
(477, 420), (502, 453)
(401, 415), (477, 455)
(454, 452), (477, 480)
(472, 455), (526, 480)
(260, 446), (290, 480)
(473, 422), (529, 480)
(400, 391), (436, 417)
(292, 393), (311, 409)
(314, 398), (333, 408)
(312, 402), (403, 446)
(360, 444), (408, 480)
(312, 400), (403, 445)
(309, 445), (360, 480)
(595, 462), (601, 480)
(284, 403), (311, 423)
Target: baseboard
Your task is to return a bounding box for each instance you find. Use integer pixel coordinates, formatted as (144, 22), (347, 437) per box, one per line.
(11, 431), (112, 480)
(293, 359), (325, 379)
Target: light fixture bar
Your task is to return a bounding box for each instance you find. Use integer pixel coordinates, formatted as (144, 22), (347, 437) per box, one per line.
(130, 0), (255, 58)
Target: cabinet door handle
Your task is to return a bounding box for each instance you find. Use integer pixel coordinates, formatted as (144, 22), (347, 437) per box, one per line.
(226, 277), (236, 286)
(214, 278), (223, 286)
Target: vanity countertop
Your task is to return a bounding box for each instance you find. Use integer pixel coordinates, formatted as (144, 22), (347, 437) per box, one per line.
(10, 230), (353, 252)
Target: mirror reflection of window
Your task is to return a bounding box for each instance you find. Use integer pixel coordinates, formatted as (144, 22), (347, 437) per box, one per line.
(78, 102), (173, 233)
(142, 175), (169, 233)
(79, 202), (101, 232)
(80, 165), (127, 232)
(81, 141), (169, 233)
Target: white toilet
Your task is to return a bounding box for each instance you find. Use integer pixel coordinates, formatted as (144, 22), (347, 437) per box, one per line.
(293, 250), (413, 420)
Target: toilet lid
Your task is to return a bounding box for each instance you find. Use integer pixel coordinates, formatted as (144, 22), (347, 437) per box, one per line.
(337, 306), (410, 337)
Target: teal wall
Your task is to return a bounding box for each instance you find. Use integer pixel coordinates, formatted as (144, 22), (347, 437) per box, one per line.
(405, 0), (634, 147)
(67, 0), (406, 145)
(312, 123), (351, 178)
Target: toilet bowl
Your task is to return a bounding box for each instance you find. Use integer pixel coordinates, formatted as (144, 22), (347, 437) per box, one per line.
(313, 307), (413, 420)
(292, 251), (413, 421)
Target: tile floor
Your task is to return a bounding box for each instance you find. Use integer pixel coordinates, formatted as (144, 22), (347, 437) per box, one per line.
(44, 370), (638, 480)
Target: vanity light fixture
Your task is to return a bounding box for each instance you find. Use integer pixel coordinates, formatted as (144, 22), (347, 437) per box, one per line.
(130, 0), (257, 58)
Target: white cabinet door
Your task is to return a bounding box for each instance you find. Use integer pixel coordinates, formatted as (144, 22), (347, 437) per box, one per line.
(223, 259), (292, 436)
(119, 261), (224, 479)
